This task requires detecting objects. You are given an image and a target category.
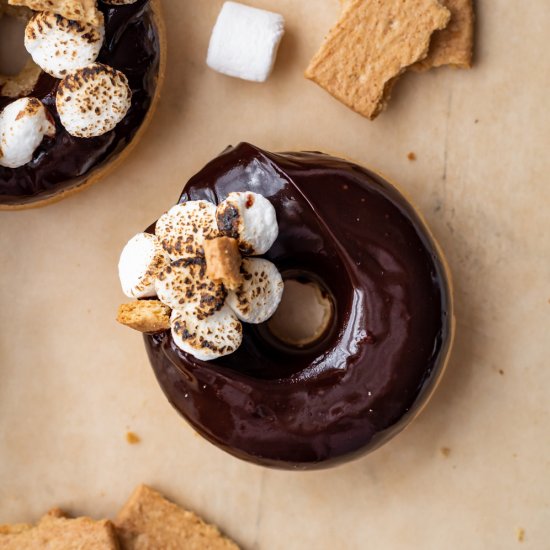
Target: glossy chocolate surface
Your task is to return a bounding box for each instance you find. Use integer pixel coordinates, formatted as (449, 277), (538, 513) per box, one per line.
(145, 144), (452, 469)
(0, 0), (160, 206)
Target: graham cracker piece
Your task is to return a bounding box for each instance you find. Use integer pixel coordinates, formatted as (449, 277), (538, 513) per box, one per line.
(306, 0), (451, 119)
(203, 237), (243, 290)
(114, 485), (239, 550)
(0, 512), (119, 549)
(8, 0), (102, 25)
(117, 300), (171, 333)
(339, 0), (474, 71)
(412, 0), (474, 70)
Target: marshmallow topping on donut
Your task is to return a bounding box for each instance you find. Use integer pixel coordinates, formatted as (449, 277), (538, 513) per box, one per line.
(216, 191), (279, 255)
(171, 305), (243, 362)
(56, 63), (132, 138)
(226, 257), (284, 324)
(25, 11), (105, 79)
(155, 201), (219, 260)
(0, 98), (55, 168)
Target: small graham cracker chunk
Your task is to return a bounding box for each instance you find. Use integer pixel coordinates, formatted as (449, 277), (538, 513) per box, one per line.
(0, 512), (119, 550)
(306, 0), (451, 119)
(8, 0), (102, 25)
(203, 236), (243, 290)
(115, 485), (240, 550)
(117, 300), (171, 333)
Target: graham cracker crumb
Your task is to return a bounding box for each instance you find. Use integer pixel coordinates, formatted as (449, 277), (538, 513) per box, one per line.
(117, 300), (171, 334)
(440, 447), (451, 457)
(115, 485), (239, 550)
(306, 0), (451, 119)
(516, 527), (525, 542)
(8, 0), (102, 25)
(203, 236), (243, 290)
(407, 152), (417, 161)
(126, 431), (141, 445)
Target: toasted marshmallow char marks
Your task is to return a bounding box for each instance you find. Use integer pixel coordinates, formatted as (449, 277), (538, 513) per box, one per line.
(155, 259), (226, 320)
(56, 63), (131, 137)
(0, 98), (55, 168)
(25, 11), (105, 79)
(171, 305), (243, 362)
(207, 1), (285, 82)
(156, 201), (218, 259)
(226, 257), (284, 323)
(118, 195), (284, 360)
(8, 0), (102, 26)
(216, 191), (278, 255)
(118, 233), (168, 299)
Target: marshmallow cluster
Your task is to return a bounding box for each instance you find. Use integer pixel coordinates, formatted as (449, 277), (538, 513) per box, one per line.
(207, 1), (285, 83)
(25, 11), (104, 79)
(0, 6), (133, 154)
(118, 193), (284, 361)
(0, 97), (55, 168)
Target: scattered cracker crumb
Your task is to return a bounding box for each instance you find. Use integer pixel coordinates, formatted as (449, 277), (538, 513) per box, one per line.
(126, 432), (141, 445)
(516, 527), (525, 542)
(499, 369), (504, 376)
(407, 152), (417, 161)
(440, 447), (451, 457)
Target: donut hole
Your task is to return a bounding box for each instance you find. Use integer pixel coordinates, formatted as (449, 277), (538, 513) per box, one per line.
(0, 11), (30, 77)
(266, 273), (335, 350)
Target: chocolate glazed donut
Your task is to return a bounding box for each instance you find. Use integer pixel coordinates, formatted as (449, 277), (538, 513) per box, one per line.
(145, 143), (454, 470)
(0, 0), (164, 208)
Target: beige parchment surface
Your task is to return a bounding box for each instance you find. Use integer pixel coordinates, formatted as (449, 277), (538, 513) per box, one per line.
(1, 1), (549, 548)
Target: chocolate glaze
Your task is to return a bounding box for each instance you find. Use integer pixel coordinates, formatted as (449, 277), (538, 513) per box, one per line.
(0, 0), (160, 206)
(145, 144), (453, 469)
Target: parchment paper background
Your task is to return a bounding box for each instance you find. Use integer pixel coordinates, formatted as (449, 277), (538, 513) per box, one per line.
(1, 1), (549, 548)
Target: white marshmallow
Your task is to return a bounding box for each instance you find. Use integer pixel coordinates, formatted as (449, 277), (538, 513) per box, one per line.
(216, 191), (278, 255)
(25, 11), (104, 79)
(206, 1), (285, 83)
(103, 0), (137, 4)
(0, 98), (55, 168)
(118, 233), (168, 299)
(171, 304), (243, 361)
(156, 201), (219, 260)
(226, 257), (283, 324)
(155, 258), (226, 320)
(56, 63), (132, 138)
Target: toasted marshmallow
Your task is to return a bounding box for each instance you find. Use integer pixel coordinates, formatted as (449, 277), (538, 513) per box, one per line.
(226, 257), (284, 324)
(207, 1), (285, 82)
(155, 201), (219, 260)
(216, 192), (278, 255)
(25, 11), (104, 79)
(0, 98), (55, 168)
(171, 304), (243, 361)
(118, 233), (168, 299)
(155, 258), (226, 320)
(56, 63), (131, 138)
